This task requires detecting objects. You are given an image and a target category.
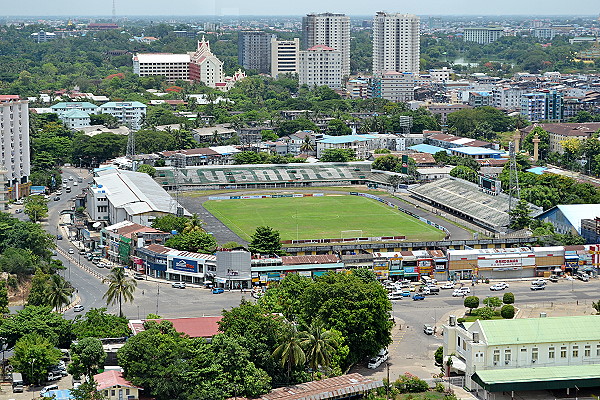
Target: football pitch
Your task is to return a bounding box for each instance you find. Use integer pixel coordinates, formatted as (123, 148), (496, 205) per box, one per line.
(203, 195), (446, 242)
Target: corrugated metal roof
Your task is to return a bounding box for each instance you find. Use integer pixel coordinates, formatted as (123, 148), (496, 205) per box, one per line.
(474, 315), (600, 345)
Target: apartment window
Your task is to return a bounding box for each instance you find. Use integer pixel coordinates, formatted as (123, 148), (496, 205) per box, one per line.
(111, 390), (115, 396)
(493, 350), (500, 363)
(532, 348), (539, 362)
(573, 346), (579, 358)
(596, 344), (600, 356)
(549, 347), (555, 359)
(504, 349), (511, 363)
(585, 345), (591, 357)
(560, 346), (567, 358)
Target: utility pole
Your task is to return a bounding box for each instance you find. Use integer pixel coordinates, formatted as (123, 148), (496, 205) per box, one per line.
(156, 283), (160, 315)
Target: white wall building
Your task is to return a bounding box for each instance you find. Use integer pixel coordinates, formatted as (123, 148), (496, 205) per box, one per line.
(302, 13), (350, 77)
(133, 53), (191, 82)
(492, 86), (527, 110)
(98, 102), (147, 131)
(0, 97), (30, 198)
(372, 12), (420, 75)
(316, 134), (379, 159)
(299, 45), (342, 89)
(271, 38), (300, 78)
(463, 27), (504, 44)
(59, 109), (91, 130)
(429, 67), (453, 83)
(379, 71), (415, 102)
(87, 168), (190, 226)
(189, 38), (225, 89)
(444, 315), (600, 396)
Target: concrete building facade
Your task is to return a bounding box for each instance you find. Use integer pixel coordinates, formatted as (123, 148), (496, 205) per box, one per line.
(372, 12), (420, 75)
(238, 30), (274, 74)
(302, 13), (350, 77)
(133, 53), (191, 82)
(271, 38), (300, 78)
(463, 27), (504, 44)
(299, 45), (342, 89)
(0, 97), (30, 199)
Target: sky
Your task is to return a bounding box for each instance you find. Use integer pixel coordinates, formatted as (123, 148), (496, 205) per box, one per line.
(4, 0), (598, 17)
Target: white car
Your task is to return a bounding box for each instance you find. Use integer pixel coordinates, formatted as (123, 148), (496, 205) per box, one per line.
(440, 282), (455, 290)
(490, 282), (509, 291)
(452, 287), (471, 297)
(73, 305), (84, 312)
(367, 349), (389, 369)
(388, 291), (404, 300)
(68, 248), (74, 254)
(532, 279), (547, 286)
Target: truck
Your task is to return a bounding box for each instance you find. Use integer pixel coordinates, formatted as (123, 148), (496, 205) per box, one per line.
(12, 372), (24, 392)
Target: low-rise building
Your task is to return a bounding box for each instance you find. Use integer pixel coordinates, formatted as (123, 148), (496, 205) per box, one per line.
(375, 71), (415, 103)
(444, 315), (600, 396)
(316, 134), (378, 159)
(98, 102), (147, 131)
(59, 109), (91, 130)
(94, 370), (141, 400)
(521, 123), (600, 154)
(101, 221), (171, 266)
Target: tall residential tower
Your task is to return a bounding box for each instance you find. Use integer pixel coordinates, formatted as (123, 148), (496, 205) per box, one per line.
(372, 12), (420, 75)
(302, 13), (350, 77)
(238, 30), (274, 74)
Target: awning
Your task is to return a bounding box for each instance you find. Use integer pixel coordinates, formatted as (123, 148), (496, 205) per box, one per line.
(447, 356), (466, 372)
(472, 364), (600, 392)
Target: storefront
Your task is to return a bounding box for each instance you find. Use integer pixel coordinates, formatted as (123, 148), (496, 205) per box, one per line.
(477, 254), (536, 279)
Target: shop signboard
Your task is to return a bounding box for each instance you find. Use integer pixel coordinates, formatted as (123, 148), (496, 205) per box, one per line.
(172, 257), (198, 273)
(478, 257), (535, 269)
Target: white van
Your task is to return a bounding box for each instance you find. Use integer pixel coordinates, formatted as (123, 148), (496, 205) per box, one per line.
(11, 372), (24, 392)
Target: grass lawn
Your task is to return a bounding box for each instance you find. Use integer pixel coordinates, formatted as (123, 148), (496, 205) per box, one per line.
(203, 195), (446, 242)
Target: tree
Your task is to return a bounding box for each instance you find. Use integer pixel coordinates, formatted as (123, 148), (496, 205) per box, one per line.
(450, 165), (478, 183)
(11, 333), (62, 385)
(0, 305), (72, 349)
(23, 195), (48, 222)
(478, 306), (494, 320)
(301, 320), (338, 376)
(151, 214), (188, 233)
(273, 323), (306, 379)
(593, 300), (600, 315)
(482, 296), (502, 311)
(433, 150), (450, 165)
(522, 127), (550, 159)
(502, 292), (515, 304)
(320, 148), (356, 162)
(509, 199), (532, 230)
(434, 346), (444, 366)
(70, 380), (105, 400)
(164, 231), (217, 253)
(0, 248), (36, 277)
(103, 267), (137, 318)
(90, 113), (119, 128)
(72, 308), (131, 339)
(68, 337), (107, 380)
(372, 154), (400, 171)
(183, 214), (205, 233)
(136, 164), (156, 177)
(261, 130), (278, 141)
(500, 304), (515, 319)
(0, 280), (8, 314)
(464, 296), (480, 314)
(248, 226), (283, 256)
(46, 274), (74, 312)
(299, 136), (315, 153)
(326, 119), (352, 136)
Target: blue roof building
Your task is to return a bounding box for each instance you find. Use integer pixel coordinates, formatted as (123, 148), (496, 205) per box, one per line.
(408, 143), (450, 154)
(450, 146), (504, 159)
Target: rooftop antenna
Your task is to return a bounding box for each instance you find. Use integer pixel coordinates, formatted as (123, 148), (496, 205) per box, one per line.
(507, 141), (520, 211)
(112, 0), (116, 22)
(126, 130), (135, 159)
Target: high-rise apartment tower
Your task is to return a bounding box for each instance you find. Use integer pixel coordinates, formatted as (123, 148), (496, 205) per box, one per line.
(302, 13), (350, 77)
(372, 12), (420, 75)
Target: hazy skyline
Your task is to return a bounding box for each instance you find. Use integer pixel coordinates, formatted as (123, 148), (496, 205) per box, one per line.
(4, 0), (599, 17)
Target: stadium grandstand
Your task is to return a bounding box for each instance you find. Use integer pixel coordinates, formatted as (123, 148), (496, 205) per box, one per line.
(408, 177), (543, 233)
(155, 162), (395, 189)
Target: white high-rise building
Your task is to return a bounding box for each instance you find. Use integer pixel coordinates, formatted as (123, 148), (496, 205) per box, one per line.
(271, 38), (300, 78)
(299, 45), (342, 89)
(463, 27), (504, 44)
(0, 96), (30, 199)
(372, 12), (420, 75)
(302, 13), (350, 77)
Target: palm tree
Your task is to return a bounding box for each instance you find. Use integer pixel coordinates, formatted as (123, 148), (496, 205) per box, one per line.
(301, 320), (337, 377)
(103, 267), (137, 317)
(46, 274), (73, 312)
(273, 323), (306, 380)
(183, 213), (205, 233)
(299, 136), (315, 154)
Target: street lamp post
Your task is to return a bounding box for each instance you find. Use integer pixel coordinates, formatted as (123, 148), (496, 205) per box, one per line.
(31, 357), (37, 399)
(0, 336), (6, 378)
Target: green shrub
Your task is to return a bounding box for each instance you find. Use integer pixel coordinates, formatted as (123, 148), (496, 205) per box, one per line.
(434, 346), (444, 365)
(435, 382), (446, 392)
(503, 292), (515, 304)
(394, 373), (430, 393)
(478, 306), (494, 320)
(501, 304), (515, 319)
(457, 317), (466, 323)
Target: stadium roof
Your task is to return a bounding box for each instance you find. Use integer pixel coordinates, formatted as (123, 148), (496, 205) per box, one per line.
(537, 204), (600, 234)
(408, 143), (450, 154)
(408, 177), (542, 231)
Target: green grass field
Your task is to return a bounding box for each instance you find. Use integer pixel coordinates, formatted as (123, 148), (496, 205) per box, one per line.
(203, 195), (446, 242)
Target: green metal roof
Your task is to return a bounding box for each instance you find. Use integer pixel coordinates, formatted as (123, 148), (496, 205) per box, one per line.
(472, 364), (600, 392)
(474, 315), (600, 345)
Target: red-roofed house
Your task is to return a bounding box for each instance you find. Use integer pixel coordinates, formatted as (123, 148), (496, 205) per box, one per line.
(128, 316), (223, 340)
(101, 221), (171, 267)
(94, 370), (141, 400)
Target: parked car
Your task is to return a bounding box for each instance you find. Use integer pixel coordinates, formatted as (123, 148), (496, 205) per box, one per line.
(212, 288), (224, 294)
(413, 294), (425, 301)
(133, 273), (144, 280)
(41, 384), (59, 395)
(577, 273), (590, 282)
(423, 324), (434, 335)
(68, 248), (74, 254)
(490, 282), (509, 291)
(440, 282), (455, 290)
(53, 196), (60, 201)
(400, 290), (412, 297)
(367, 349), (389, 369)
(73, 305), (84, 312)
(549, 275), (559, 283)
(172, 282), (186, 289)
(388, 291), (404, 300)
(56, 234), (63, 240)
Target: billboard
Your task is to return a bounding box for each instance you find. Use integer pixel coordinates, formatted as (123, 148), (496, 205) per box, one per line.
(172, 257), (198, 273)
(400, 155), (409, 174)
(479, 176), (501, 194)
